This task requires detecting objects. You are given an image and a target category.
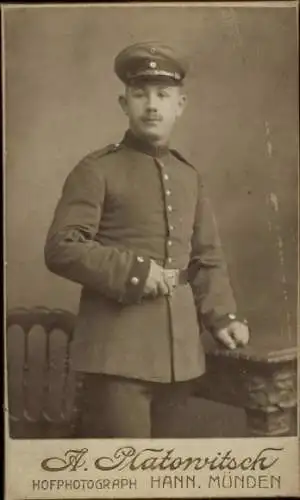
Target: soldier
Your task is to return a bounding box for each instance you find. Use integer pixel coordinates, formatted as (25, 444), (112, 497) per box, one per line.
(44, 41), (250, 438)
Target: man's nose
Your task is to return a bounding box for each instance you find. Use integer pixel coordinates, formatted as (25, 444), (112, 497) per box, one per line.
(145, 93), (159, 111)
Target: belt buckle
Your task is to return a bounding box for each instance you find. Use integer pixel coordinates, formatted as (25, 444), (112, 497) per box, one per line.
(165, 268), (179, 288)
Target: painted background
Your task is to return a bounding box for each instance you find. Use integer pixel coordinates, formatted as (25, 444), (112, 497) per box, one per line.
(5, 5), (298, 436)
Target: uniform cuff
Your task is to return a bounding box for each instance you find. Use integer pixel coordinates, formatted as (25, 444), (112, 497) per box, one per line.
(122, 255), (151, 304)
(201, 312), (248, 334)
(209, 313), (248, 335)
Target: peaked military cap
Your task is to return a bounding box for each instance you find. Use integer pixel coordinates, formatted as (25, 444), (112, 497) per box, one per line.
(114, 41), (188, 85)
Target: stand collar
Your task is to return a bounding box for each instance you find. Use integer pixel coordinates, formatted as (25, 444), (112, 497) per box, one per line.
(121, 129), (170, 158)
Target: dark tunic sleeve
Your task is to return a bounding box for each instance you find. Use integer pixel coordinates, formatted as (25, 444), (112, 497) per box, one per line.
(44, 151), (151, 304)
(188, 172), (237, 334)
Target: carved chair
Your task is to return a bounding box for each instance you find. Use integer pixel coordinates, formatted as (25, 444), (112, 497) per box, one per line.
(6, 307), (82, 438)
(196, 337), (298, 436)
(6, 307), (297, 438)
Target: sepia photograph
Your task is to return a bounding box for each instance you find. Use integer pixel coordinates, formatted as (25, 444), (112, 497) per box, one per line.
(3, 1), (299, 498)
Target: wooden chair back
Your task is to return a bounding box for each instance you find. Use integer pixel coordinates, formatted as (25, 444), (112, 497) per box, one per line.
(6, 307), (80, 438)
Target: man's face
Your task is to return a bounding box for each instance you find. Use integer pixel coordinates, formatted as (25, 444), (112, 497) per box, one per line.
(119, 82), (186, 144)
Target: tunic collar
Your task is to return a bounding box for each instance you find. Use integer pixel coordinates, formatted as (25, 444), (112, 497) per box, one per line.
(121, 129), (170, 158)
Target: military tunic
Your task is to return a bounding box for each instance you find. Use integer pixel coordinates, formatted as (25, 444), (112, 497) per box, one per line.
(44, 130), (237, 382)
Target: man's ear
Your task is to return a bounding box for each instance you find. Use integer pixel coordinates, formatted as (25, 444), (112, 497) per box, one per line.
(118, 94), (128, 115)
(176, 93), (187, 118)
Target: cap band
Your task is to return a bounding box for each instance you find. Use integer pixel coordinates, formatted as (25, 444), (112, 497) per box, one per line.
(126, 69), (182, 81)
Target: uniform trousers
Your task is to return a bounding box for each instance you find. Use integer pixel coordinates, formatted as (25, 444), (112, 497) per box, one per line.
(74, 373), (197, 438)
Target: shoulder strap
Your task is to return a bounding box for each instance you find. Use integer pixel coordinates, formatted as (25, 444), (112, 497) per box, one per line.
(75, 143), (124, 171)
(170, 148), (195, 169)
(78, 143), (123, 165)
(91, 142), (123, 159)
(106, 142), (124, 154)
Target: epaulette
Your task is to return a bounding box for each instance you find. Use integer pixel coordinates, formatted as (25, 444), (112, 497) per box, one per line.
(86, 142), (123, 161)
(170, 149), (195, 169)
(107, 142), (123, 154)
(75, 143), (124, 171)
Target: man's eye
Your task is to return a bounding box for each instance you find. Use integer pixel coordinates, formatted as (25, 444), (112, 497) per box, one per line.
(158, 91), (169, 98)
(132, 90), (145, 97)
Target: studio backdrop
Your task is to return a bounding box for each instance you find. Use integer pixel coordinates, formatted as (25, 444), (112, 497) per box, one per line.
(5, 5), (298, 437)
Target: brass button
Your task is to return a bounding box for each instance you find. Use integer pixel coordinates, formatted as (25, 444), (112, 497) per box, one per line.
(229, 313), (236, 320)
(131, 276), (139, 285)
(164, 174), (169, 181)
(137, 256), (144, 263)
(169, 225), (174, 231)
(167, 240), (172, 246)
(167, 257), (173, 263)
(167, 205), (173, 212)
(166, 189), (171, 196)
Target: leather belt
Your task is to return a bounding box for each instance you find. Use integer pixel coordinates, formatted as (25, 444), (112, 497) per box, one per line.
(164, 268), (189, 287)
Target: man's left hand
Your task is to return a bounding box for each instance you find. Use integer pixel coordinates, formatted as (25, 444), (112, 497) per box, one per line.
(214, 321), (250, 350)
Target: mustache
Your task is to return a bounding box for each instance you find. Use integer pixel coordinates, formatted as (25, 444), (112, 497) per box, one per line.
(141, 114), (163, 121)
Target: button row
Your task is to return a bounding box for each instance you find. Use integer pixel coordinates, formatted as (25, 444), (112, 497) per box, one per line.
(158, 162), (173, 214)
(163, 175), (174, 263)
(155, 161), (175, 267)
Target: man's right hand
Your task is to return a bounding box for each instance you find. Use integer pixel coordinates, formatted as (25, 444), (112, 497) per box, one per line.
(143, 260), (171, 297)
